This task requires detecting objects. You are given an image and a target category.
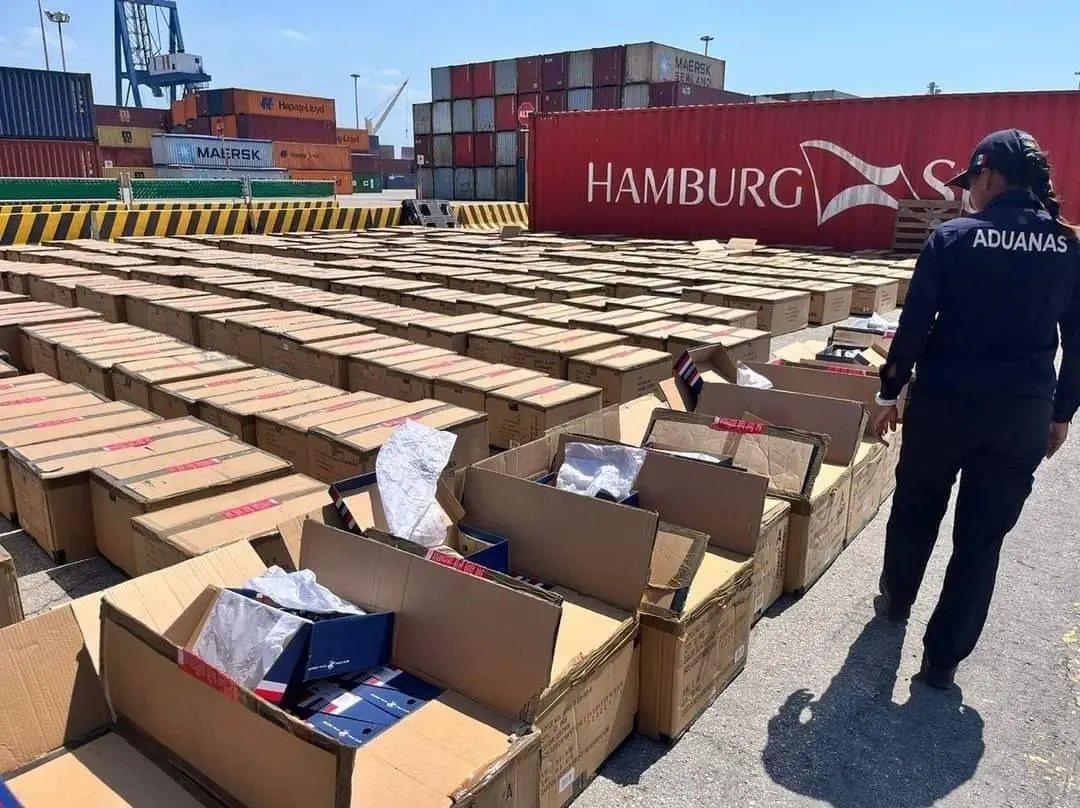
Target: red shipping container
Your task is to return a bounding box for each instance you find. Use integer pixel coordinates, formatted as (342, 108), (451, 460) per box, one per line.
(517, 57), (542, 94)
(233, 114), (337, 145)
(519, 93), (542, 116)
(592, 46), (625, 87)
(414, 134), (433, 164)
(100, 146), (153, 168)
(94, 105), (170, 130)
(541, 92), (567, 114)
(541, 53), (568, 92)
(648, 83), (755, 108)
(351, 152), (378, 174)
(451, 65), (473, 99)
(530, 92), (1080, 251)
(474, 133), (496, 166)
(472, 62), (495, 98)
(0, 140), (99, 178)
(454, 133), (474, 166)
(495, 95), (518, 131)
(593, 86), (621, 110)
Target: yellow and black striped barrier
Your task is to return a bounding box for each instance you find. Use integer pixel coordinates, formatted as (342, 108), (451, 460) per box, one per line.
(0, 202), (120, 216)
(248, 206), (371, 235)
(0, 209), (95, 246)
(365, 206), (401, 229)
(248, 199), (339, 210)
(129, 201), (245, 211)
(94, 207), (249, 240)
(455, 203), (529, 230)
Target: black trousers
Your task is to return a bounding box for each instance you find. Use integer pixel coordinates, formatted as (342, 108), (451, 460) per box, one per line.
(881, 390), (1051, 671)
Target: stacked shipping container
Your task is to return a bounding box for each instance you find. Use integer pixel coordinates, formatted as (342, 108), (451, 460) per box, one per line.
(0, 67), (100, 178)
(95, 105), (171, 179)
(413, 42), (730, 200)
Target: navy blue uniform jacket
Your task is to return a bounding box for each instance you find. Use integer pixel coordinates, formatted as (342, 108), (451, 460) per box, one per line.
(880, 189), (1080, 423)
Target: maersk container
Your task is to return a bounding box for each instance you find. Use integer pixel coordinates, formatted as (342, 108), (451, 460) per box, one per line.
(153, 166), (287, 180)
(496, 166), (518, 201)
(541, 53), (568, 92)
(494, 60), (517, 96)
(433, 167), (454, 198)
(530, 90), (1080, 251)
(413, 103), (433, 136)
(473, 97), (495, 133)
(475, 167), (496, 200)
(473, 63), (495, 97)
(418, 167), (434, 196)
(431, 67), (452, 101)
(621, 84), (650, 109)
(593, 46), (625, 87)
(432, 135), (453, 167)
(432, 101), (453, 135)
(624, 42), (726, 89)
(0, 139), (99, 177)
(454, 167), (475, 200)
(452, 99), (474, 133)
(567, 50), (594, 89)
(496, 131), (518, 166)
(0, 67), (95, 141)
(567, 89), (594, 111)
(151, 133), (274, 169)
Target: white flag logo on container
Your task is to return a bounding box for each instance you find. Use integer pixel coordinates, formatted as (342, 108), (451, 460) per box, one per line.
(799, 140), (918, 226)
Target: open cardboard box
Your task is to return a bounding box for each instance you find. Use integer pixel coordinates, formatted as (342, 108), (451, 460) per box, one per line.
(0, 550), (258, 807)
(101, 524), (559, 808)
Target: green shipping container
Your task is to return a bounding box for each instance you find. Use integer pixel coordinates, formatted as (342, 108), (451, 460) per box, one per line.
(354, 173), (383, 193)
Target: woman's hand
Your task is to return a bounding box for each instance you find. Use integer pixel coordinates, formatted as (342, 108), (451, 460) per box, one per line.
(873, 405), (899, 445)
(1047, 421), (1069, 458)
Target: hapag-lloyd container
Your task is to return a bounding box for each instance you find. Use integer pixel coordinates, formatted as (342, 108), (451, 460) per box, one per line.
(431, 67), (452, 101)
(567, 50), (594, 89)
(474, 98), (496, 132)
(151, 133), (274, 169)
(432, 101), (453, 135)
(273, 141), (351, 171)
(413, 103), (433, 136)
(233, 115), (337, 145)
(624, 42), (726, 89)
(228, 89), (336, 122)
(0, 67), (95, 141)
(336, 128), (371, 152)
(0, 140), (100, 177)
(494, 60), (517, 96)
(530, 91), (1080, 251)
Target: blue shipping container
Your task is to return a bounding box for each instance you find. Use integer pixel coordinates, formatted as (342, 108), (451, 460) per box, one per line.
(383, 173), (417, 190)
(151, 134), (275, 169)
(0, 67), (95, 141)
(433, 167), (454, 199)
(475, 167), (495, 200)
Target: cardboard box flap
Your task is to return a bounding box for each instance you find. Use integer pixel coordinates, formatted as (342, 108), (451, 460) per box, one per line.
(745, 360), (878, 431)
(0, 606), (110, 775)
(298, 521), (559, 721)
(549, 395), (667, 447)
(460, 468), (658, 613)
(642, 522), (710, 618)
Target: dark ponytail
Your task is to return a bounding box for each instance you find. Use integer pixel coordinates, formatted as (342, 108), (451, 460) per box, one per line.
(1017, 130), (1079, 242)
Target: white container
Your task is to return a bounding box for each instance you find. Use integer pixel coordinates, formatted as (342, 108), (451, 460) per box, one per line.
(567, 50), (594, 89)
(567, 88), (594, 111)
(473, 97), (495, 132)
(621, 84), (650, 109)
(432, 101), (452, 135)
(431, 66), (452, 101)
(412, 103), (433, 136)
(624, 42), (726, 89)
(494, 59), (517, 95)
(496, 131), (517, 166)
(151, 133), (274, 169)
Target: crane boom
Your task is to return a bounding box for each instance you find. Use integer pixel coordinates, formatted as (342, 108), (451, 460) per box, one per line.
(364, 79), (409, 135)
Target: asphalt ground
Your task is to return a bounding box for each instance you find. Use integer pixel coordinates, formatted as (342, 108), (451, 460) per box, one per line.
(2, 314), (1078, 808)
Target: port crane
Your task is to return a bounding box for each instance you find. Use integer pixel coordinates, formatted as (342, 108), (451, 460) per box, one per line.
(364, 79), (409, 135)
(114, 0), (210, 107)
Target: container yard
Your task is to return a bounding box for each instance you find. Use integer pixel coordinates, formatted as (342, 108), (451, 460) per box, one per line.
(0, 10), (1078, 807)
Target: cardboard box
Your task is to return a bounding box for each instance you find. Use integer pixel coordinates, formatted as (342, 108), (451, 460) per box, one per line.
(197, 379), (345, 444)
(99, 526), (552, 808)
(0, 579), (224, 807)
(73, 279), (156, 322)
(153, 368), (290, 419)
(509, 331), (626, 378)
(90, 438), (293, 575)
(754, 497), (790, 623)
(347, 344), (455, 395)
(22, 318), (134, 375)
(119, 286), (209, 329)
(785, 463), (852, 593)
(567, 345), (672, 407)
(254, 392), (403, 476)
(382, 355), (489, 402)
(260, 320), (376, 379)
(9, 418), (229, 564)
(547, 394), (669, 449)
(847, 439), (886, 544)
(0, 373), (73, 400)
(0, 545), (22, 627)
(296, 332), (409, 388)
(309, 400), (489, 483)
(695, 284), (811, 335)
(645, 300), (760, 329)
(130, 474), (332, 574)
(0, 399), (159, 529)
(111, 351), (252, 411)
(145, 295), (267, 346)
(201, 308), (315, 362)
(458, 468), (658, 808)
(568, 308), (670, 334)
(0, 304), (102, 368)
(59, 338), (195, 398)
(664, 325), (772, 362)
(466, 323), (562, 364)
(407, 313), (519, 354)
(847, 276), (899, 315)
(433, 363), (546, 412)
(487, 378), (604, 449)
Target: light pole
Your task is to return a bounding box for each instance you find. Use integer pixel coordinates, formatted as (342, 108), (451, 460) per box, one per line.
(44, 10), (70, 72)
(350, 73), (361, 129)
(1075, 71), (1080, 90)
(36, 0), (51, 69)
(700, 35), (714, 57)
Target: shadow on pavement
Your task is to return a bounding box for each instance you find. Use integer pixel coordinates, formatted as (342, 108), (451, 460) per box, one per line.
(763, 615), (985, 808)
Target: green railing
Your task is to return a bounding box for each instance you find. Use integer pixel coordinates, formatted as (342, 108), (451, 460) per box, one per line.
(250, 180), (335, 199)
(130, 179), (245, 200)
(0, 178), (120, 202)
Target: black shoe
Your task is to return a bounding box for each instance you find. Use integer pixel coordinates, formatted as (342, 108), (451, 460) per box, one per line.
(873, 593), (910, 624)
(914, 657), (957, 691)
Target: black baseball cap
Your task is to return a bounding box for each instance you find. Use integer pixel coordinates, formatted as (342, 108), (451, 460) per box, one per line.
(946, 129), (1039, 189)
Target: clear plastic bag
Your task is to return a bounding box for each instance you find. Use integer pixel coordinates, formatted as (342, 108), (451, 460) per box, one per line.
(555, 442), (647, 501)
(245, 567), (367, 615)
(375, 420), (457, 548)
(737, 363), (774, 389)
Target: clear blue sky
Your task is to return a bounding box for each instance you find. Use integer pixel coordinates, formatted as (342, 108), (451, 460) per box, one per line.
(2, 0), (1078, 147)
